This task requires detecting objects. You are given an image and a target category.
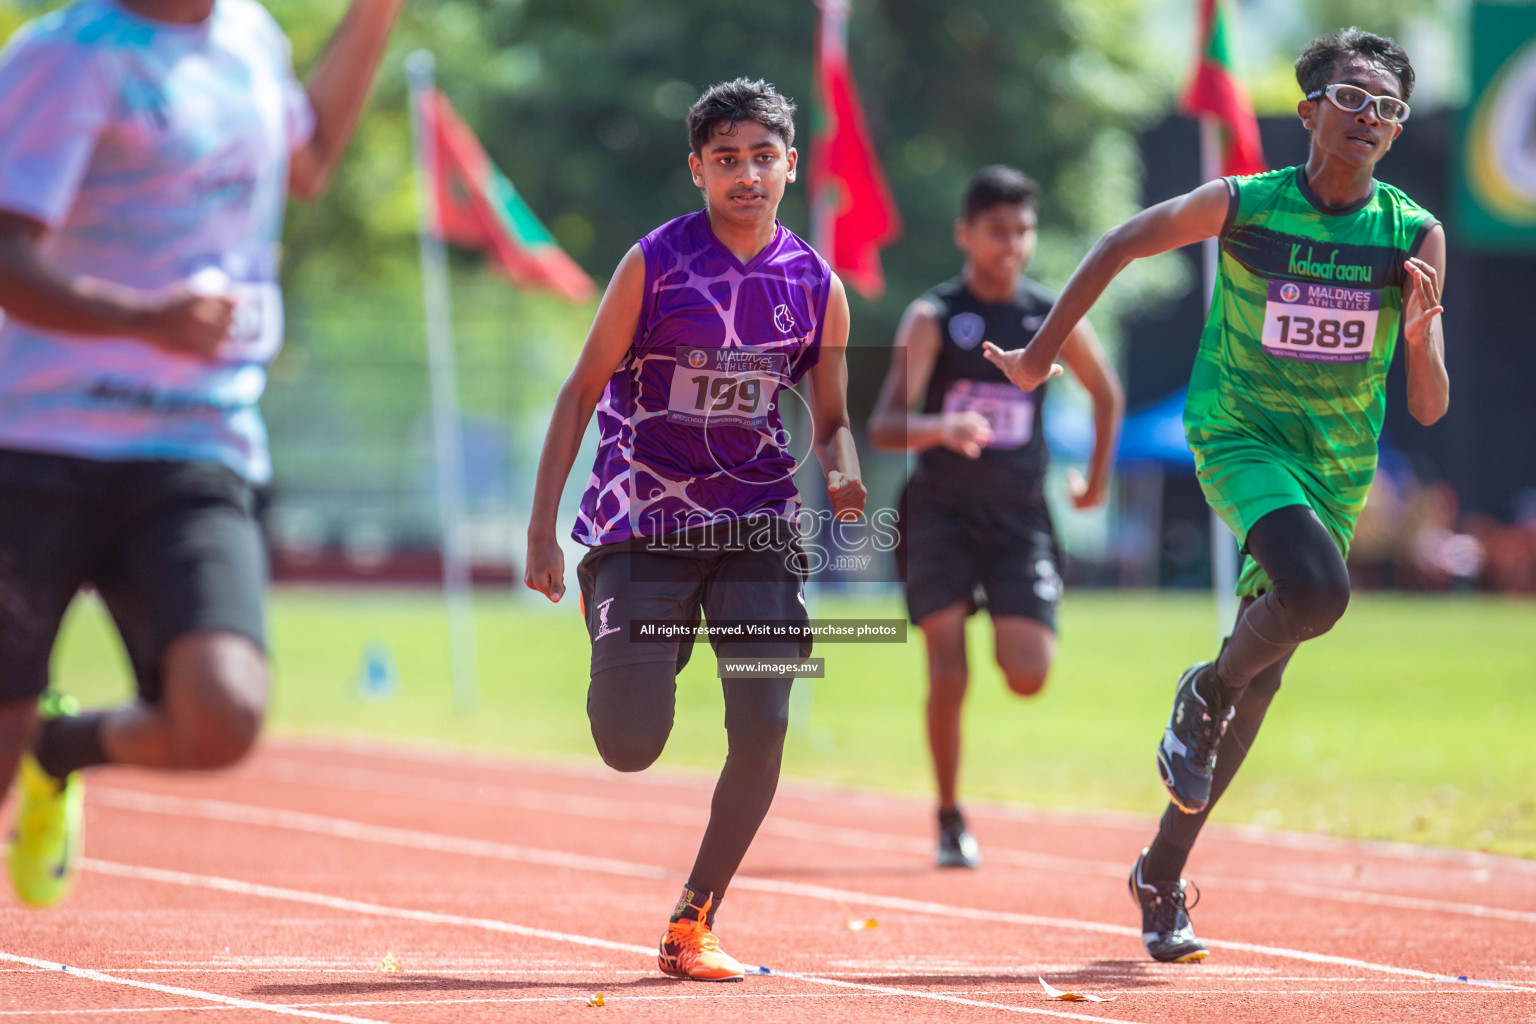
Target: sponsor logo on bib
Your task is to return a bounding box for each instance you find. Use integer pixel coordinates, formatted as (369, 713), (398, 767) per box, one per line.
(949, 312), (985, 349)
(1279, 282), (1300, 303)
(688, 350), (708, 368)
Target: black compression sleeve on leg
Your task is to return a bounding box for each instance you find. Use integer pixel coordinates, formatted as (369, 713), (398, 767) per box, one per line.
(1142, 649), (1291, 882)
(34, 711), (110, 779)
(684, 677), (793, 902)
(587, 663), (677, 773)
(1214, 504), (1350, 695)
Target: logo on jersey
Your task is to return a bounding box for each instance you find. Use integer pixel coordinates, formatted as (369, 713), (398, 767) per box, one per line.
(1033, 558), (1063, 603)
(688, 350), (708, 369)
(949, 312), (985, 349)
(1279, 282), (1301, 303)
(594, 597), (621, 640)
(773, 303), (797, 334)
(1288, 244), (1373, 283)
(1022, 314), (1047, 332)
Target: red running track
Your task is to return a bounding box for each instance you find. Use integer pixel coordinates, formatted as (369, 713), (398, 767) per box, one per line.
(2, 739), (1534, 1023)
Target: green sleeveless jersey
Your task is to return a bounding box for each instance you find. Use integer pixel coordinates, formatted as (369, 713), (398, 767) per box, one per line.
(1185, 166), (1438, 531)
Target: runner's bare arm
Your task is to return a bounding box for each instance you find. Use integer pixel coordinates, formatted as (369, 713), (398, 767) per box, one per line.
(807, 274), (867, 521)
(524, 245), (645, 601)
(1058, 320), (1124, 509)
(0, 210), (233, 356)
(1402, 224), (1449, 426)
(288, 0), (409, 201)
(866, 299), (993, 459)
(983, 178), (1232, 392)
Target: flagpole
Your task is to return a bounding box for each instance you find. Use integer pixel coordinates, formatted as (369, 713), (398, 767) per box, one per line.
(799, 0), (854, 739)
(407, 49), (479, 713)
(811, 0), (847, 261)
(1199, 116), (1239, 641)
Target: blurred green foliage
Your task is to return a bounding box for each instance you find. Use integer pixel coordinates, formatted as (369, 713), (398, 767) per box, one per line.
(0, 0), (1458, 375)
(0, 0), (1194, 356)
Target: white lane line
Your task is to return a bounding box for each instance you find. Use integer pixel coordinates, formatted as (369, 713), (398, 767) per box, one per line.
(93, 787), (671, 883)
(82, 859), (1154, 1024)
(82, 858), (654, 957)
(38, 968), (648, 976)
(0, 951), (388, 1024)
(0, 1009), (239, 1017)
(235, 761), (1536, 926)
(88, 789), (1536, 993)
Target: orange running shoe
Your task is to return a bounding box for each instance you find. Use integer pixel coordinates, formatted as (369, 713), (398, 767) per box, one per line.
(657, 896), (746, 982)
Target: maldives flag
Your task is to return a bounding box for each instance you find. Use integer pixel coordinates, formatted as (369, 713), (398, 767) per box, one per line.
(420, 90), (596, 302)
(810, 0), (901, 299)
(1181, 0), (1266, 177)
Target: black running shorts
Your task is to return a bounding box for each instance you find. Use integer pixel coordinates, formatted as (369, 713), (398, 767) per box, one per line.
(0, 449), (268, 703)
(898, 483), (1062, 629)
(575, 521), (812, 676)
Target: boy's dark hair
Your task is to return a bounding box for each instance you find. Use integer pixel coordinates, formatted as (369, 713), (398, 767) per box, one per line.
(687, 78), (797, 153)
(962, 165), (1041, 221)
(1295, 28), (1415, 101)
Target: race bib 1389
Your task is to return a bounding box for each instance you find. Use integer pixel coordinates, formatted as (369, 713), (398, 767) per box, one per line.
(1260, 279), (1380, 364)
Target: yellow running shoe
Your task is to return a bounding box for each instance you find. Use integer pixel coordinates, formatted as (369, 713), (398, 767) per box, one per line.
(657, 897), (746, 982)
(8, 695), (85, 909)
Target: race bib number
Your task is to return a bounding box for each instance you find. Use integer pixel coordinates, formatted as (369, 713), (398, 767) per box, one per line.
(942, 379), (1034, 448)
(667, 348), (789, 430)
(1260, 280), (1379, 364)
(181, 269), (283, 365)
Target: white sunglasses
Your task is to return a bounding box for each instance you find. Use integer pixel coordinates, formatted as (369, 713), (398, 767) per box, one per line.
(1306, 83), (1410, 124)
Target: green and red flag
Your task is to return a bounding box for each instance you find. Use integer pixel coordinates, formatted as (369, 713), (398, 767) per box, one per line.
(420, 89), (596, 302)
(1181, 0), (1266, 177)
(810, 0), (901, 299)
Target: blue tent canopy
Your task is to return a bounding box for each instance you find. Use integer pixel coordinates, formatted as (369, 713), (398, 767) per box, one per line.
(1044, 388), (1195, 469)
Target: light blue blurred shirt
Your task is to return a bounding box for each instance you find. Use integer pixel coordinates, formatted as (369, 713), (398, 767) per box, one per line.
(0, 0), (315, 482)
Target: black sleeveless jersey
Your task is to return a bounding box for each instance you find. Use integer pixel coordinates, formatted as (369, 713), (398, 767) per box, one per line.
(910, 275), (1054, 502)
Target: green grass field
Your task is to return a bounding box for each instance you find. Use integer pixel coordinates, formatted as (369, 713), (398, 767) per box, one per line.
(52, 587), (1536, 858)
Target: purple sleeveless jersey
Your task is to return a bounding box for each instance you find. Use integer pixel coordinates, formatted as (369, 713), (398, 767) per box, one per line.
(574, 210), (833, 546)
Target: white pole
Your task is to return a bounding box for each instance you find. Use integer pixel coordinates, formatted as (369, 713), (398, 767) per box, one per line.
(799, 0), (852, 737)
(407, 50), (479, 712)
(1199, 116), (1239, 641)
(810, 0), (847, 262)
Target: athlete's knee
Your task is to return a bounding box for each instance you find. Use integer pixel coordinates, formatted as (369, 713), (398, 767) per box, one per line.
(169, 692), (263, 769)
(1280, 564), (1351, 637)
(179, 690), (263, 769)
(1003, 669), (1048, 697)
(589, 704), (671, 772)
(586, 663), (675, 772)
(163, 637), (267, 769)
(592, 727), (668, 772)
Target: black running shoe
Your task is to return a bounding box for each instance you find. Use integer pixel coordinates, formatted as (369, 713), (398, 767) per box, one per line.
(1128, 849), (1208, 963)
(936, 810), (981, 868)
(1155, 662), (1234, 814)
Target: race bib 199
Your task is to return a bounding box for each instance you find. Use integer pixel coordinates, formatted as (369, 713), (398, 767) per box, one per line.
(666, 347), (789, 430)
(942, 379), (1034, 448)
(1260, 279), (1379, 364)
